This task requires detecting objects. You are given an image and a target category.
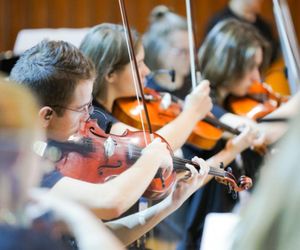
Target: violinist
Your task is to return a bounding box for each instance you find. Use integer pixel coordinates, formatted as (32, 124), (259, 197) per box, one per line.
(191, 18), (300, 250)
(143, 7), (264, 250)
(79, 23), (212, 153)
(9, 40), (213, 247)
(0, 79), (123, 250)
(198, 18), (292, 146)
(143, 5), (192, 99)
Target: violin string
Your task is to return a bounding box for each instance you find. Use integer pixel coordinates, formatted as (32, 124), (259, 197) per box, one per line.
(172, 156), (226, 176)
(172, 162), (226, 178)
(173, 164), (226, 177)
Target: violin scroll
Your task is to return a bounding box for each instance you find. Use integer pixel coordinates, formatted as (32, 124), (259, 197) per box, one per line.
(175, 158), (253, 193)
(214, 172), (252, 193)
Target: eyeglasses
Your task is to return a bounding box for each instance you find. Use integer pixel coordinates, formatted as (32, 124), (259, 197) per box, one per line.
(52, 100), (94, 115)
(170, 46), (190, 57)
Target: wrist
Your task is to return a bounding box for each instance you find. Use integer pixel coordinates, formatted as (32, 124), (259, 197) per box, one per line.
(139, 151), (163, 169)
(182, 106), (204, 121)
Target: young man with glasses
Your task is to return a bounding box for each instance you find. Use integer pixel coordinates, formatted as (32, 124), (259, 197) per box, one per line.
(9, 40), (210, 247)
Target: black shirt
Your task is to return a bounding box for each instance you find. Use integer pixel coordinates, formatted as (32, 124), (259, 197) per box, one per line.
(146, 74), (192, 100)
(92, 99), (118, 132)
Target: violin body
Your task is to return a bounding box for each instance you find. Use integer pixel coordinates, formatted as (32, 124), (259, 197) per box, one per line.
(226, 81), (288, 120)
(55, 119), (252, 200)
(264, 57), (290, 96)
(113, 88), (222, 150)
(226, 96), (278, 120)
(56, 119), (176, 200)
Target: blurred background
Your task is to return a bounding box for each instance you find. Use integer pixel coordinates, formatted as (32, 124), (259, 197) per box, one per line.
(1, 0), (299, 52)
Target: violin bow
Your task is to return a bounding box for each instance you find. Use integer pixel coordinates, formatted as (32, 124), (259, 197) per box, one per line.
(273, 0), (300, 94)
(118, 0), (154, 144)
(186, 0), (199, 89)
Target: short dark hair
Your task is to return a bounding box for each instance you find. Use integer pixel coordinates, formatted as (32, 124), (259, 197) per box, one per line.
(10, 40), (96, 116)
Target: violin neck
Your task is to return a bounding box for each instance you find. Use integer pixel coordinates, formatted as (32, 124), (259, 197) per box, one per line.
(203, 116), (240, 135)
(172, 156), (225, 178)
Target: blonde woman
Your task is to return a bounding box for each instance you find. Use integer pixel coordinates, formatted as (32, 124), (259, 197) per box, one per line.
(232, 109), (300, 250)
(0, 78), (124, 250)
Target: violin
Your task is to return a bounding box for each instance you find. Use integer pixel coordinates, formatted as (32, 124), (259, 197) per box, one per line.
(113, 87), (268, 152)
(226, 81), (289, 120)
(55, 119), (252, 200)
(113, 87), (223, 150)
(264, 57), (290, 96)
(113, 87), (269, 153)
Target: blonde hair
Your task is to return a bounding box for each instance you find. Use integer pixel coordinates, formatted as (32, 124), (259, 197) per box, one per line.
(232, 110), (300, 250)
(0, 77), (41, 222)
(0, 79), (39, 131)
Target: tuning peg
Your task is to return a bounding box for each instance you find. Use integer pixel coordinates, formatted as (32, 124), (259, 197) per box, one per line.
(226, 166), (232, 173)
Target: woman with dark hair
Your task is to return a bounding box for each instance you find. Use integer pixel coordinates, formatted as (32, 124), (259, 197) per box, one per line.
(177, 18), (297, 250)
(198, 18), (290, 144)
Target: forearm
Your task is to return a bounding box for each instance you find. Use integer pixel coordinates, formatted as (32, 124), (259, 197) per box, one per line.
(51, 153), (162, 220)
(265, 91), (300, 118)
(106, 195), (177, 246)
(258, 122), (287, 145)
(101, 153), (163, 214)
(256, 93), (300, 144)
(156, 110), (201, 151)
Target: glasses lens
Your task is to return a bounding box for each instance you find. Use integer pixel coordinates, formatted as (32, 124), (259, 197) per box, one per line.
(88, 103), (94, 115)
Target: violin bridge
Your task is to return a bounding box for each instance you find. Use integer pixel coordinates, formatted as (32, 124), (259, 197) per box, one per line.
(104, 136), (117, 157)
(160, 93), (172, 110)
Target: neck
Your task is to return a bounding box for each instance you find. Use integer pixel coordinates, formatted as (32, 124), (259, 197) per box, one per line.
(154, 74), (185, 92)
(229, 1), (257, 23)
(217, 87), (229, 105)
(96, 87), (119, 113)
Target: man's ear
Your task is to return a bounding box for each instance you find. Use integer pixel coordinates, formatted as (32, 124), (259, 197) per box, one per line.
(39, 107), (54, 128)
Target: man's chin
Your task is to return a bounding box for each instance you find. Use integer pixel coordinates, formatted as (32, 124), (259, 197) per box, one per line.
(69, 129), (80, 139)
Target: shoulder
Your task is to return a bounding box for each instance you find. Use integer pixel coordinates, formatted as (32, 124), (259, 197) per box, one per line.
(254, 16), (274, 38)
(205, 7), (235, 34)
(211, 103), (228, 119)
(92, 100), (118, 131)
(41, 170), (64, 189)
